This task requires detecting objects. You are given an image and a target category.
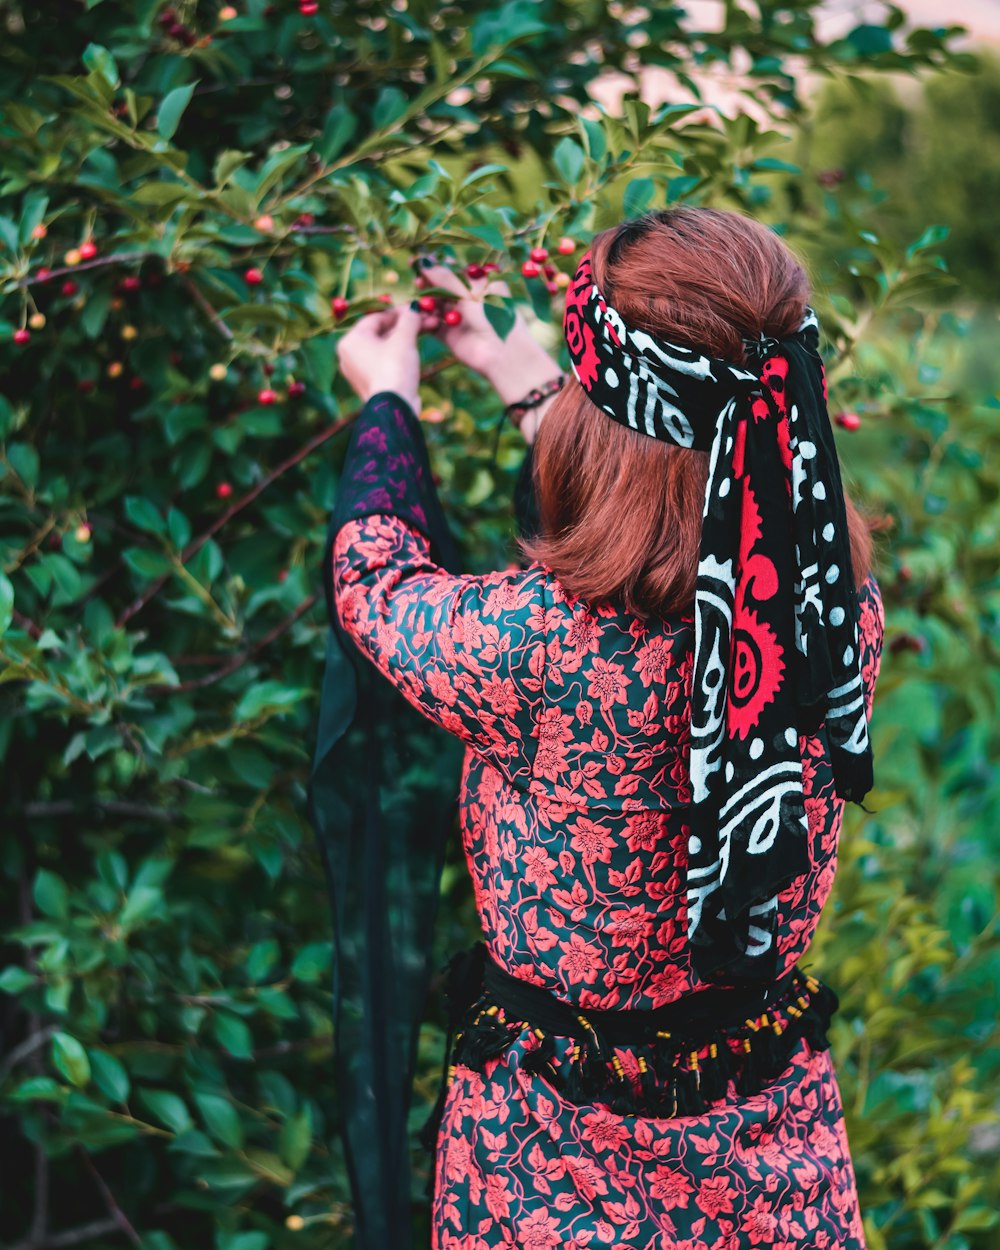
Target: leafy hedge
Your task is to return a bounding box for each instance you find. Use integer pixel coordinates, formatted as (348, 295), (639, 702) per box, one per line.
(0, 3), (996, 1249)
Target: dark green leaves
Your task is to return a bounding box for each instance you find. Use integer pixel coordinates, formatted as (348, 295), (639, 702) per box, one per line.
(157, 82), (197, 142)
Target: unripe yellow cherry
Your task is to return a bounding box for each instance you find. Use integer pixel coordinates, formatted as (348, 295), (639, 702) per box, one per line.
(74, 523), (92, 544)
(64, 248), (82, 266)
(121, 324), (138, 340)
(209, 363), (229, 381)
(29, 312), (46, 329)
(107, 361), (124, 378)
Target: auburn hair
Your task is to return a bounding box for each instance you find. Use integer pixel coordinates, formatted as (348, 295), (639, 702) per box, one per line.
(522, 207), (873, 617)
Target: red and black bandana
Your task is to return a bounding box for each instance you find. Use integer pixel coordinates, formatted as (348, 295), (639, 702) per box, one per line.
(564, 251), (874, 982)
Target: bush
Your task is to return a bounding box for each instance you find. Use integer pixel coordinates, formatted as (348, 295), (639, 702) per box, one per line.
(0, 4), (995, 1249)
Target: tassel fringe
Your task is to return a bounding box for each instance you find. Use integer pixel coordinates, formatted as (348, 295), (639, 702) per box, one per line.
(433, 966), (838, 1130)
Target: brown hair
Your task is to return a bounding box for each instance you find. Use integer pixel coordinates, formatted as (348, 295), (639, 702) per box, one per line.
(522, 207), (873, 616)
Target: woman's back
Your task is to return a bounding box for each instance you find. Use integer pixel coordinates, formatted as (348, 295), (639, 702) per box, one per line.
(335, 515), (885, 1011)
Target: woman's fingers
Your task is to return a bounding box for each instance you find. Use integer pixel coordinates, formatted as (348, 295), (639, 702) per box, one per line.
(418, 261), (470, 300)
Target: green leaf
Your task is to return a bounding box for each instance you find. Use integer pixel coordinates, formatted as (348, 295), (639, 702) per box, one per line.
(158, 82), (198, 142)
(622, 176), (655, 217)
(120, 885), (163, 929)
(484, 301), (516, 340)
(234, 682), (311, 722)
(0, 572), (13, 636)
(213, 1012), (254, 1060)
(82, 43), (119, 89)
(89, 1049), (130, 1103)
(34, 869), (69, 920)
(123, 547), (172, 578)
(140, 1089), (193, 1134)
(848, 24), (893, 56)
(125, 495), (165, 535)
(194, 1091), (245, 1149)
(0, 965), (35, 994)
(317, 104), (357, 162)
(52, 1032), (91, 1087)
(373, 86), (407, 131)
(553, 136), (585, 185)
(7, 443), (39, 489)
(471, 0), (547, 54)
(279, 1106), (312, 1171)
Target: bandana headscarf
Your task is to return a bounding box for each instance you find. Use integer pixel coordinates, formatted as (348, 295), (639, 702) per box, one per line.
(563, 250), (873, 981)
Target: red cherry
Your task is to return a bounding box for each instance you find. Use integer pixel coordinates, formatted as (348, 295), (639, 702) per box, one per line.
(122, 275), (141, 292)
(288, 380), (306, 397)
(263, 362), (275, 376)
(158, 8), (177, 26)
(277, 568), (289, 583)
(835, 411), (861, 431)
(293, 213), (314, 229)
(257, 388), (278, 405)
(521, 260), (541, 279)
(13, 329), (30, 345)
(77, 379), (95, 393)
(417, 295), (438, 313)
(443, 308), (462, 326)
(557, 236), (576, 255)
(529, 246), (549, 263)
(129, 376), (145, 391)
(377, 293), (393, 304)
(61, 280), (78, 297)
(216, 481), (233, 499)
(78, 240), (97, 260)
(245, 267), (264, 285)
(331, 296), (349, 318)
(36, 267), (52, 282)
(545, 281), (559, 295)
(465, 263), (486, 280)
(299, 0), (318, 12)
(483, 262), (501, 273)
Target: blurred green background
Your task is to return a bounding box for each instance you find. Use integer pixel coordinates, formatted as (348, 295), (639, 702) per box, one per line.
(0, 2), (997, 1248)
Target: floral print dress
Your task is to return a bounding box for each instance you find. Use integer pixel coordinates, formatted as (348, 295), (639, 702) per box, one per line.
(332, 402), (885, 1250)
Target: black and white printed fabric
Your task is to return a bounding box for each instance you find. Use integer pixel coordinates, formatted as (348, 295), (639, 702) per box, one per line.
(563, 251), (873, 981)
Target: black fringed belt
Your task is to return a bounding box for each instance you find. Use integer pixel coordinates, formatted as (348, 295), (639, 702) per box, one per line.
(420, 942), (838, 1150)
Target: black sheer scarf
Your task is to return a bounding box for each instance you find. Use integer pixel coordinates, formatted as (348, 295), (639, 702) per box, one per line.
(308, 393), (535, 1248)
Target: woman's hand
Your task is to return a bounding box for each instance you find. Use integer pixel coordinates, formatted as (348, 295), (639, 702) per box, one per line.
(336, 303), (424, 415)
(419, 262), (564, 439)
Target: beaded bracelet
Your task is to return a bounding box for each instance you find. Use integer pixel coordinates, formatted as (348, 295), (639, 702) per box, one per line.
(504, 374), (566, 426)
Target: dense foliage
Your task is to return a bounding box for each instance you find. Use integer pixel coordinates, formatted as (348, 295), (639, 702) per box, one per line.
(0, 3), (996, 1248)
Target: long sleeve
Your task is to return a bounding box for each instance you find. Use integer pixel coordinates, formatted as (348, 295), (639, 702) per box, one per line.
(856, 573), (885, 720)
(333, 515), (543, 779)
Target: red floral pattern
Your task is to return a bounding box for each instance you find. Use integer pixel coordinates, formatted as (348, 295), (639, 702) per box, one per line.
(333, 514), (884, 1249)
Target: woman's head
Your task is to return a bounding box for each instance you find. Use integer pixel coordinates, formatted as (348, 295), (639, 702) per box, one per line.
(523, 207), (872, 615)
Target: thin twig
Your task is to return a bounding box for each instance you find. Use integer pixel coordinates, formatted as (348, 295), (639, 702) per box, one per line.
(114, 357), (453, 629)
(77, 1150), (141, 1249)
(21, 800), (181, 824)
(4, 1215), (124, 1250)
(17, 253), (156, 289)
(182, 276), (234, 342)
(152, 592), (319, 695)
(0, 1026), (54, 1084)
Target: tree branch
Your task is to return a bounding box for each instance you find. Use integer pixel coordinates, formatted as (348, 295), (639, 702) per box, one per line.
(0, 1026), (54, 1084)
(4, 1215), (125, 1250)
(114, 357), (452, 630)
(153, 592), (319, 695)
(18, 253), (156, 289)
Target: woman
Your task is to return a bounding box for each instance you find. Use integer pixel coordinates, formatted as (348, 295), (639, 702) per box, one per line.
(331, 208), (883, 1248)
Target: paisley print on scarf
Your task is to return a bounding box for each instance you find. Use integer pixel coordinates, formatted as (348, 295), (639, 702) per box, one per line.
(564, 251), (873, 980)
